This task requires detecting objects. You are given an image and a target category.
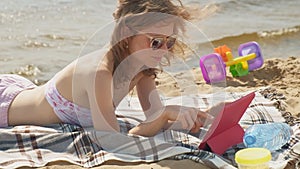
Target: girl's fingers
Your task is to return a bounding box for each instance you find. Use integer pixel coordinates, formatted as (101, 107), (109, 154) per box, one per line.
(184, 112), (195, 130)
(179, 114), (188, 129)
(197, 110), (209, 119)
(167, 106), (212, 131)
(195, 117), (202, 128)
(190, 116), (203, 133)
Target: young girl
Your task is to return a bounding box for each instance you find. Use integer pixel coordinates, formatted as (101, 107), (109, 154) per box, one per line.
(0, 0), (208, 137)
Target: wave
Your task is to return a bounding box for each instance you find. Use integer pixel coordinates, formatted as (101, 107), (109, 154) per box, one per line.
(258, 26), (300, 38)
(206, 25), (300, 47)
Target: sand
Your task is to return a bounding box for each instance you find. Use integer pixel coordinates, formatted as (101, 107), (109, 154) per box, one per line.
(22, 57), (300, 169)
(156, 56), (300, 117)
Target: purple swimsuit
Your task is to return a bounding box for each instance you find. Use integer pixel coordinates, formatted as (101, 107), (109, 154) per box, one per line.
(0, 74), (93, 127)
(0, 74), (37, 127)
(44, 78), (93, 127)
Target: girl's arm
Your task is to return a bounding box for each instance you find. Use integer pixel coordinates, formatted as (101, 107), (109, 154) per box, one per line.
(135, 75), (164, 120)
(86, 70), (120, 132)
(130, 75), (206, 137)
(129, 74), (165, 136)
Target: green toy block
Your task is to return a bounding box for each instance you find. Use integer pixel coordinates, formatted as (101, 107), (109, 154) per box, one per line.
(229, 63), (249, 77)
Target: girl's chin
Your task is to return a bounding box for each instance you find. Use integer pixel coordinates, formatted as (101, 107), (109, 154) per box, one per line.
(146, 63), (160, 68)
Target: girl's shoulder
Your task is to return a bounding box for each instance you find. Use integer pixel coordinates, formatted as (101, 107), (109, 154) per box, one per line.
(52, 48), (111, 84)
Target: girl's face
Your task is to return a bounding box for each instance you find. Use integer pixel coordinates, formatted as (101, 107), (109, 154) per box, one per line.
(127, 23), (175, 68)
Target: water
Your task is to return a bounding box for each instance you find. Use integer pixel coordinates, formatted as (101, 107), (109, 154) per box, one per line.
(0, 0), (299, 83)
(243, 122), (292, 152)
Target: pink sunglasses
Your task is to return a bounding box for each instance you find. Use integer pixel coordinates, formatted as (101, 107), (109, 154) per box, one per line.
(144, 34), (177, 50)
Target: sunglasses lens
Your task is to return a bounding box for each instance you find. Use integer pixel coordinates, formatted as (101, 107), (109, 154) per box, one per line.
(151, 39), (163, 50)
(149, 36), (176, 50)
(166, 37), (176, 49)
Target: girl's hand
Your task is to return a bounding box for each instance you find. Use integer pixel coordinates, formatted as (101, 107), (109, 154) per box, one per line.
(163, 105), (209, 133)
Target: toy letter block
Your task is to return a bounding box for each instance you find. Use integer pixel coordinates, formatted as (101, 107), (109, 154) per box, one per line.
(238, 41), (263, 71)
(199, 53), (226, 83)
(230, 63), (249, 77)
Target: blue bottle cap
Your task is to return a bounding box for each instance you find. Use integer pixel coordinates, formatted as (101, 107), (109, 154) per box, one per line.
(244, 135), (256, 145)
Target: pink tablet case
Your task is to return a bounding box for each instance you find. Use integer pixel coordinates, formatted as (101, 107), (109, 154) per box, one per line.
(198, 92), (255, 155)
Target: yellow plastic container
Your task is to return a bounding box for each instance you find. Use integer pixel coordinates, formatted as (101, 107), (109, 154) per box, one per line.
(235, 148), (271, 169)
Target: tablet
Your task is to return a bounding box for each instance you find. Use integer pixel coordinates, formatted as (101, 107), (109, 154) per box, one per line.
(198, 92), (255, 155)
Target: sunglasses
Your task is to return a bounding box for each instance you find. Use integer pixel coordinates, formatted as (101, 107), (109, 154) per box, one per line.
(145, 34), (176, 50)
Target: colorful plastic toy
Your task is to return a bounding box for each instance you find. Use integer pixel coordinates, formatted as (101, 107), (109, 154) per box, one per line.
(199, 53), (226, 84)
(199, 41), (263, 83)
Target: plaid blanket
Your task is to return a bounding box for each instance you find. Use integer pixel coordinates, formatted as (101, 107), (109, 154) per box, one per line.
(0, 87), (299, 169)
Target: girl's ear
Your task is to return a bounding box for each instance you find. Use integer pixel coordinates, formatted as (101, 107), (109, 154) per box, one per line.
(121, 25), (134, 47)
(124, 37), (129, 47)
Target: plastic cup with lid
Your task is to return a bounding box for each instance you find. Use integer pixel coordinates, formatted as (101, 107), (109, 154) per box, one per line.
(235, 148), (271, 169)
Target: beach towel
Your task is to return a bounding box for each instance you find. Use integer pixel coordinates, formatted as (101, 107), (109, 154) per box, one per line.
(0, 87), (299, 169)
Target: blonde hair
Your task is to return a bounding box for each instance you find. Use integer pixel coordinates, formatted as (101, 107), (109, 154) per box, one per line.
(109, 0), (192, 77)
